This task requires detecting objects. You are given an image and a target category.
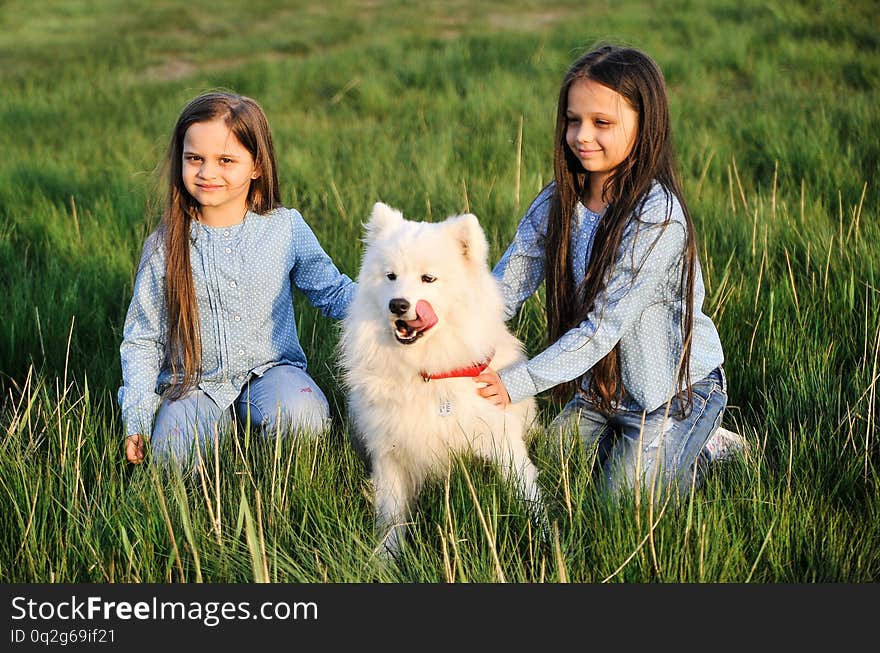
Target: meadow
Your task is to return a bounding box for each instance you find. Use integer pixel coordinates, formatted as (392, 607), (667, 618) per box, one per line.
(0, 0), (878, 582)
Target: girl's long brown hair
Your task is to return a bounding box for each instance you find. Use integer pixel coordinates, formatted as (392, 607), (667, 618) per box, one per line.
(545, 45), (697, 413)
(160, 91), (282, 399)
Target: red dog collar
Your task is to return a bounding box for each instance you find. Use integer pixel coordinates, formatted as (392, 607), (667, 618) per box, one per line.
(420, 350), (495, 382)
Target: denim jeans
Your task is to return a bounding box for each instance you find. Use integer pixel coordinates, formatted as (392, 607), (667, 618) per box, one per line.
(549, 367), (728, 506)
(150, 364), (331, 472)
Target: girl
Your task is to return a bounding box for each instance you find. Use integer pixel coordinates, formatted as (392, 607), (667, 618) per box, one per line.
(119, 91), (356, 471)
(476, 45), (745, 503)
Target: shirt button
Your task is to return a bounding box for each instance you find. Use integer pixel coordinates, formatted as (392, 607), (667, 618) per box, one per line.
(224, 230), (231, 237)
(233, 315), (241, 322)
(228, 280), (237, 288)
(225, 247), (232, 254)
(239, 349), (245, 356)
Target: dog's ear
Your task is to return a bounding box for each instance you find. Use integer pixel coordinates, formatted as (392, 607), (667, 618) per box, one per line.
(364, 202), (404, 244)
(446, 213), (489, 265)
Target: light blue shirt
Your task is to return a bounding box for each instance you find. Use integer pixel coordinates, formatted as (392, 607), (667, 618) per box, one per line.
(493, 182), (724, 411)
(118, 207), (356, 437)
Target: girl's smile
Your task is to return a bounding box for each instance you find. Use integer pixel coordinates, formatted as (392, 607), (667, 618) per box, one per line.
(574, 146), (602, 157)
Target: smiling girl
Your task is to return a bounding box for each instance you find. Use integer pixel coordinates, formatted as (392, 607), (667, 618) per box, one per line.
(476, 45), (746, 504)
(119, 91), (355, 471)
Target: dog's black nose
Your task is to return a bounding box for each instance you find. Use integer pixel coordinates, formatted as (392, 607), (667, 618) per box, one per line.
(389, 298), (410, 316)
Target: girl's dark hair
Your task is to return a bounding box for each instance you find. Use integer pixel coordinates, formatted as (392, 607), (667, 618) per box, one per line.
(160, 91), (282, 399)
(545, 44), (696, 412)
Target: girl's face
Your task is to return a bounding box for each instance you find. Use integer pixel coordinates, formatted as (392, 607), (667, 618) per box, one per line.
(565, 78), (639, 195)
(182, 118), (259, 226)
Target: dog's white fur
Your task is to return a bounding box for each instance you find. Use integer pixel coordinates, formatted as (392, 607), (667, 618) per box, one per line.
(340, 202), (545, 557)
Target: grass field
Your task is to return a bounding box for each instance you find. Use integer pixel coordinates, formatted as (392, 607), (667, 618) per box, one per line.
(1, 0), (878, 582)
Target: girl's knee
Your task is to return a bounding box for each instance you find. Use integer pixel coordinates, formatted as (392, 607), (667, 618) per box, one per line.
(240, 365), (330, 437)
(151, 399), (225, 473)
(548, 396), (608, 462)
(285, 395), (330, 437)
(149, 428), (200, 475)
(252, 393), (330, 438)
(150, 439), (194, 475)
(291, 406), (331, 439)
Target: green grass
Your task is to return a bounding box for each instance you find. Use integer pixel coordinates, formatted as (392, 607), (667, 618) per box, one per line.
(1, 0), (878, 582)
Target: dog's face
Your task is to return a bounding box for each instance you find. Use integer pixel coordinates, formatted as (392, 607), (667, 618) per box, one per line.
(357, 202), (490, 346)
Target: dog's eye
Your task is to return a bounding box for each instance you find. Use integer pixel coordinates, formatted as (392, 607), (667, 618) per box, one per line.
(421, 274), (436, 283)
(386, 272), (397, 281)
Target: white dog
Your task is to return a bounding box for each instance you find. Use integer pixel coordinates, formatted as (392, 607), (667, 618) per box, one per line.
(340, 202), (546, 558)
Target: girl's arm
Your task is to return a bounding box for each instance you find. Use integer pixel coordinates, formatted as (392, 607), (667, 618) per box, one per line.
(288, 210), (357, 319)
(492, 187), (554, 319)
(118, 234), (167, 445)
(499, 201), (686, 404)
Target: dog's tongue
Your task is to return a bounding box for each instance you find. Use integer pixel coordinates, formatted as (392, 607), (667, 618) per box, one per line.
(405, 300), (438, 331)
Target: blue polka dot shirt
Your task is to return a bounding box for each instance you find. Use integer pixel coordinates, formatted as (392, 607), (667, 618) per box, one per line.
(118, 207), (356, 437)
(493, 182), (724, 411)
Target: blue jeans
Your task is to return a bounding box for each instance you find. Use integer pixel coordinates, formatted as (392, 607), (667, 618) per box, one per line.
(150, 364), (330, 472)
(549, 367), (728, 506)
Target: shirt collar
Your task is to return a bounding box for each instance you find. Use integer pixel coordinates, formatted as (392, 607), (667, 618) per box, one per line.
(189, 211), (251, 242)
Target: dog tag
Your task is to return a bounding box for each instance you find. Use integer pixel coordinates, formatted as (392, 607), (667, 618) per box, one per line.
(439, 399), (454, 417)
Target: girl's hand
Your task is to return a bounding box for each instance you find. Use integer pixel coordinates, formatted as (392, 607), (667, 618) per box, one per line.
(126, 434), (146, 464)
(474, 368), (511, 409)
